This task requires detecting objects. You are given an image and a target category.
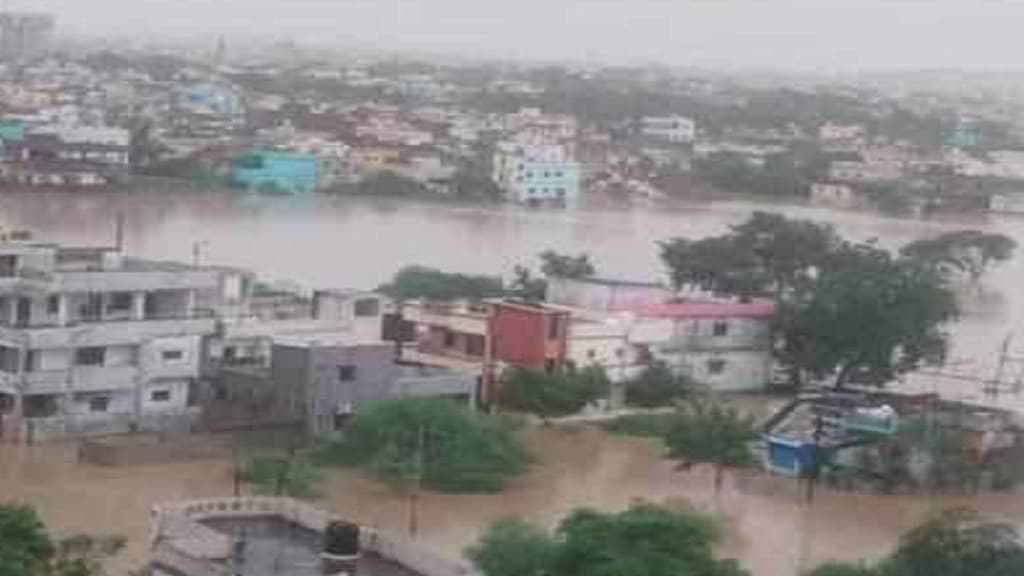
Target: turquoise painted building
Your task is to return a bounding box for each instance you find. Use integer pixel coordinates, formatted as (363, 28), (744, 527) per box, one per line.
(231, 151), (318, 194)
(945, 127), (981, 148)
(0, 119), (24, 142)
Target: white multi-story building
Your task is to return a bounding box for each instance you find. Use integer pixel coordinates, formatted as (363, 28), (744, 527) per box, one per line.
(492, 138), (582, 206)
(641, 116), (696, 144)
(0, 242), (245, 442)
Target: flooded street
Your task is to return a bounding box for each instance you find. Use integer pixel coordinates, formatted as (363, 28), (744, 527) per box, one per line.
(3, 426), (1024, 576)
(3, 191), (1024, 574)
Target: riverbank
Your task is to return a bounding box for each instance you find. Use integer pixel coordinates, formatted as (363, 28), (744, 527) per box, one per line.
(4, 425), (1024, 576)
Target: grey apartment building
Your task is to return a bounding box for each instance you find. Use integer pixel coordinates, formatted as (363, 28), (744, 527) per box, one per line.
(0, 242), (243, 441)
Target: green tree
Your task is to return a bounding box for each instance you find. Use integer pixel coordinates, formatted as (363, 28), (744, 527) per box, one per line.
(901, 230), (1016, 284)
(239, 457), (323, 498)
(465, 518), (557, 576)
(624, 361), (693, 408)
(316, 397), (528, 493)
(660, 212), (837, 296)
(378, 266), (505, 301)
(664, 401), (756, 491)
(357, 170), (424, 197)
(507, 265), (548, 302)
(886, 508), (1024, 576)
(780, 243), (958, 388)
(815, 508), (1024, 576)
(499, 366), (610, 418)
(538, 251), (596, 279)
(0, 504), (124, 576)
(467, 504), (748, 576)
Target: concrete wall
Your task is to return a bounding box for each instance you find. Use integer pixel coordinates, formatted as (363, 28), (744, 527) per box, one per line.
(677, 349), (772, 392)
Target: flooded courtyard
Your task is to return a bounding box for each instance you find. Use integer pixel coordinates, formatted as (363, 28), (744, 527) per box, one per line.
(4, 426), (1024, 576)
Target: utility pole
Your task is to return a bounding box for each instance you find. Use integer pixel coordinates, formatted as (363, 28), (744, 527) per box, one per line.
(805, 410), (824, 504)
(408, 425), (425, 538)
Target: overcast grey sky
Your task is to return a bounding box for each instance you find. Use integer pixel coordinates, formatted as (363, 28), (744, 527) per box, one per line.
(11, 0), (1024, 72)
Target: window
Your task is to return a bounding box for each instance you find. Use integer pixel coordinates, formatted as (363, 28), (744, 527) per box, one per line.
(713, 321), (729, 337)
(108, 292), (133, 312)
(338, 365), (356, 382)
(548, 315), (562, 339)
(162, 350), (184, 361)
(88, 396), (110, 413)
(75, 347), (105, 366)
(150, 390), (171, 402)
(47, 295), (59, 314)
(23, 350), (35, 373)
(586, 349), (596, 360)
(556, 188), (566, 197)
(528, 188), (536, 195)
(525, 171), (533, 177)
(466, 334), (485, 357)
(22, 394), (57, 418)
(444, 330), (456, 348)
(543, 171), (550, 177)
(707, 359), (726, 375)
(354, 298), (380, 317)
(555, 170), (563, 177)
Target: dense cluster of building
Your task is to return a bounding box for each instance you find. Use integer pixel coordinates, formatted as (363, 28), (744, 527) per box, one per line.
(0, 234), (774, 442)
(4, 11), (1024, 214)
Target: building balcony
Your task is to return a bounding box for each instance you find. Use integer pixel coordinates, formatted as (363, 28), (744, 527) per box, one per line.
(403, 305), (488, 336)
(53, 269), (223, 293)
(22, 365), (139, 394)
(0, 316), (216, 349)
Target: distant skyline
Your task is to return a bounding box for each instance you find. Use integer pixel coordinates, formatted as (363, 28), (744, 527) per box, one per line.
(9, 0), (1024, 72)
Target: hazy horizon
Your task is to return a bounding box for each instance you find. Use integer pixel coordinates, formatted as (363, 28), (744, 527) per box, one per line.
(9, 0), (1024, 73)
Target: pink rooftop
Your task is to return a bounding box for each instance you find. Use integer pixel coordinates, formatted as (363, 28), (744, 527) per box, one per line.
(628, 299), (777, 319)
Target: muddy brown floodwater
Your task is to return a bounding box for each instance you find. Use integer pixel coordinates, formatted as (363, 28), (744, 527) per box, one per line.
(4, 426), (1024, 576)
(4, 191), (1024, 574)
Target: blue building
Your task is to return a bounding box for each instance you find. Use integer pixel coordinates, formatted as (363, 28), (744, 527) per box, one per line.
(231, 151), (318, 194)
(493, 141), (581, 206)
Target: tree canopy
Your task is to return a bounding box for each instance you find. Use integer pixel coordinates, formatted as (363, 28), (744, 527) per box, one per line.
(316, 397), (528, 493)
(901, 230), (1016, 283)
(499, 366), (610, 418)
(661, 213), (959, 389)
(0, 504), (124, 576)
(660, 212), (838, 296)
(378, 265), (505, 301)
(538, 251), (596, 279)
(812, 508), (1024, 576)
(780, 242), (958, 388)
(466, 504), (748, 576)
(664, 401), (756, 490)
(624, 361), (694, 408)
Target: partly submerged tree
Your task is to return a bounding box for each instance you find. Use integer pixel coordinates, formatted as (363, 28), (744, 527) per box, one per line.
(239, 456), (323, 498)
(499, 366), (611, 418)
(316, 397), (528, 493)
(624, 361), (694, 408)
(780, 242), (958, 388)
(538, 251), (596, 279)
(901, 230), (1016, 284)
(664, 400), (756, 492)
(0, 504), (125, 576)
(467, 504), (748, 576)
(378, 265), (505, 301)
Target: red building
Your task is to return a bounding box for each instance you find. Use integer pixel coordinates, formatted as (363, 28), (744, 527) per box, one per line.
(490, 301), (569, 370)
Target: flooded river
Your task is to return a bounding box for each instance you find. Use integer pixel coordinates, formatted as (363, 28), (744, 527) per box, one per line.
(3, 190), (1024, 405)
(3, 191), (1024, 574)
